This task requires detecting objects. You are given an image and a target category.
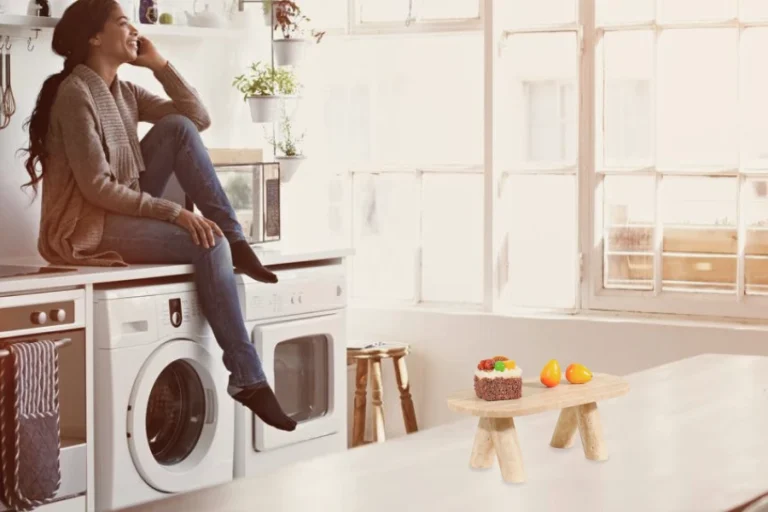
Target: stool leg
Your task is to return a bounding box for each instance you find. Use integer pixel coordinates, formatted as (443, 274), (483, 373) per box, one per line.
(470, 417), (495, 469)
(489, 417), (526, 484)
(393, 355), (418, 434)
(550, 406), (579, 449)
(370, 357), (386, 443)
(352, 360), (369, 448)
(576, 402), (607, 461)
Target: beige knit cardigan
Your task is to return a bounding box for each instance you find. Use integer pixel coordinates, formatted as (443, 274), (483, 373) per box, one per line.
(38, 62), (210, 267)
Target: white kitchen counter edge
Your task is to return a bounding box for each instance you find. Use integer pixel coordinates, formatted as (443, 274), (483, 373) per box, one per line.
(0, 247), (353, 295)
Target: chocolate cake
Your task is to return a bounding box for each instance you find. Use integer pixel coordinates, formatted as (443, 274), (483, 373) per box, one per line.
(474, 356), (523, 401)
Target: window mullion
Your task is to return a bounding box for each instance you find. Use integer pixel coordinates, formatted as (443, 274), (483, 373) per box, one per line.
(652, 20), (662, 295)
(579, 0), (596, 310)
(737, 11), (746, 300)
(482, 0), (495, 312)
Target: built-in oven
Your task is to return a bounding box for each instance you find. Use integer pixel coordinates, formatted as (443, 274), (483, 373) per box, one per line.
(0, 289), (88, 511)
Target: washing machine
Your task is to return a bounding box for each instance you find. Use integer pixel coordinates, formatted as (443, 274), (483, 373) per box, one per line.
(92, 280), (234, 511)
(234, 262), (348, 478)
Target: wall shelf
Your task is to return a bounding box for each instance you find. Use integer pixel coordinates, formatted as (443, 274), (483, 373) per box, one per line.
(0, 14), (243, 38)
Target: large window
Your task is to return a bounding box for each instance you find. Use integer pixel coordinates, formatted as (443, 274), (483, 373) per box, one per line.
(300, 0), (768, 320)
(590, 0), (768, 319)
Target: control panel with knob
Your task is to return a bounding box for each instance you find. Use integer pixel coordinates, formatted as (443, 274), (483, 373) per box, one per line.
(30, 311), (48, 325)
(50, 309), (67, 322)
(169, 298), (183, 328)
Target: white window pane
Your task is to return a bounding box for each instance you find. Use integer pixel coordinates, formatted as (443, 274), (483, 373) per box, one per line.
(603, 176), (655, 290)
(601, 31), (654, 168)
(365, 34), (482, 166)
(741, 0), (768, 20)
(303, 0), (347, 30)
(657, 30), (738, 169)
(499, 0), (576, 28)
(417, 0), (478, 20)
(657, 0), (736, 22)
(597, 0), (654, 25)
(500, 33), (578, 169)
(359, 0), (409, 22)
(745, 178), (768, 295)
(351, 173), (419, 301)
(660, 176), (737, 292)
(498, 175), (577, 309)
(421, 173), (483, 303)
(741, 29), (768, 168)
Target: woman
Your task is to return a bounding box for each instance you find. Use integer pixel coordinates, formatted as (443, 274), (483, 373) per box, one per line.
(22, 0), (295, 431)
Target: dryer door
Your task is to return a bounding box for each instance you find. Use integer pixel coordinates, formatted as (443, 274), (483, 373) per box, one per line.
(127, 339), (226, 493)
(252, 311), (346, 452)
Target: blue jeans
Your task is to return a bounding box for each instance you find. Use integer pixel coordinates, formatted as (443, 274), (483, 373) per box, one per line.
(97, 115), (266, 391)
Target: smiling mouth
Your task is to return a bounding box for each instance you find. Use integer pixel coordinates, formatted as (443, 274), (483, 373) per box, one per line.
(128, 41), (138, 50)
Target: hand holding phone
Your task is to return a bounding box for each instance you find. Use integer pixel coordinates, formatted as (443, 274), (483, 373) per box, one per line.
(131, 36), (168, 72)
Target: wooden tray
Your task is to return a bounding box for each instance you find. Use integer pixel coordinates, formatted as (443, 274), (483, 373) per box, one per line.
(446, 373), (630, 484)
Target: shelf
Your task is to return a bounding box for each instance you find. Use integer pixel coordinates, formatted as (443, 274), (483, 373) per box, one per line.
(0, 14), (243, 38)
(0, 14), (57, 29)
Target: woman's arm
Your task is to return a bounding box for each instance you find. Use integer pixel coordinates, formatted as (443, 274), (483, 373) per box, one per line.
(128, 37), (211, 130)
(55, 83), (182, 222)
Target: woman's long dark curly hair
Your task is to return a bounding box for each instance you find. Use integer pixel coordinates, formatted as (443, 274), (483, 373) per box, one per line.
(21, 0), (116, 196)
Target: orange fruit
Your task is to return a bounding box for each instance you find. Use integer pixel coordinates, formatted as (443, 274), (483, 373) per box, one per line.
(540, 359), (561, 388)
(565, 363), (593, 384)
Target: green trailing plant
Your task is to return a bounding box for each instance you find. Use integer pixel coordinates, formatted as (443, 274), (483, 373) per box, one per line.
(232, 61), (300, 98)
(262, 0), (271, 15)
(266, 110), (306, 157)
(273, 0), (325, 42)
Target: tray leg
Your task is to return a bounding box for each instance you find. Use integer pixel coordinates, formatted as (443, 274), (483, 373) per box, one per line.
(550, 406), (579, 449)
(489, 418), (526, 484)
(470, 417), (495, 469)
(576, 402), (607, 461)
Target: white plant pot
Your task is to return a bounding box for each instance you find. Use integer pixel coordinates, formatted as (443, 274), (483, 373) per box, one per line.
(247, 96), (281, 123)
(273, 39), (310, 67)
(277, 155), (306, 182)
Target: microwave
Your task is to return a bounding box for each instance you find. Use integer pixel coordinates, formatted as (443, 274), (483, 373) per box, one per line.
(164, 162), (281, 243)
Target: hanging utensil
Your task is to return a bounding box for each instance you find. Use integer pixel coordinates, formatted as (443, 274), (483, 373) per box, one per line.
(0, 43), (6, 130)
(3, 49), (15, 120)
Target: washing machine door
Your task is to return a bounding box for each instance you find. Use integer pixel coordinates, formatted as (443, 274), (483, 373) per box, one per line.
(126, 339), (222, 493)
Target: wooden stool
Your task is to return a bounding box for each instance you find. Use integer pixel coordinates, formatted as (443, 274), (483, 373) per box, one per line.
(347, 342), (418, 447)
(447, 374), (630, 484)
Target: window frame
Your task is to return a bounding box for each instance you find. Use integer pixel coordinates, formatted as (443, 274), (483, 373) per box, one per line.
(348, 0), (483, 35)
(327, 0), (768, 322)
(583, 2), (768, 321)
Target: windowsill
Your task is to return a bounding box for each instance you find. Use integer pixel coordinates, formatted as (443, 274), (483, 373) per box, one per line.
(349, 301), (768, 332)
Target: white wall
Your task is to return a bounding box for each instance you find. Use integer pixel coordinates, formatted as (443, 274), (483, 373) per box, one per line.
(345, 308), (768, 443)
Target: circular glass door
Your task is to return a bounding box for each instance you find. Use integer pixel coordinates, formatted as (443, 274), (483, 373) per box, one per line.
(128, 339), (224, 493)
(145, 361), (206, 466)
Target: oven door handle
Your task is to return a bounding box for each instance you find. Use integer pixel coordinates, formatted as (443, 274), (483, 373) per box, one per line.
(0, 337), (73, 359)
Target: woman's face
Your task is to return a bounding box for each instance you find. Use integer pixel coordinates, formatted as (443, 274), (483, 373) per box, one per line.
(90, 4), (139, 64)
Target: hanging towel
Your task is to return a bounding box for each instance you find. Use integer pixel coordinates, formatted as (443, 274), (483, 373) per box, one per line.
(0, 340), (62, 511)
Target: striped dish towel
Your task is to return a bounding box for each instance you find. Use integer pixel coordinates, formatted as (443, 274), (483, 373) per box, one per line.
(0, 340), (62, 511)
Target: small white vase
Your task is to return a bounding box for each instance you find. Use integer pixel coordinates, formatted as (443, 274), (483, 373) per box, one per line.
(247, 96), (280, 123)
(277, 155), (305, 182)
(273, 38), (310, 67)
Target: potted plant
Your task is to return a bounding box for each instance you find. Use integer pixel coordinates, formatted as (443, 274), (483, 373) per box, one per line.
(272, 0), (325, 67)
(262, 0), (273, 25)
(267, 110), (306, 182)
(232, 61), (300, 123)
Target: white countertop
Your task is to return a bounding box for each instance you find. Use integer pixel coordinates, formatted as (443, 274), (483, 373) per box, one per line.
(120, 354), (768, 512)
(0, 244), (353, 295)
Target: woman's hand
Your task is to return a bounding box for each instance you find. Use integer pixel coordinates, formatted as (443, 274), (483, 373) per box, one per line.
(131, 36), (168, 72)
(174, 209), (225, 248)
